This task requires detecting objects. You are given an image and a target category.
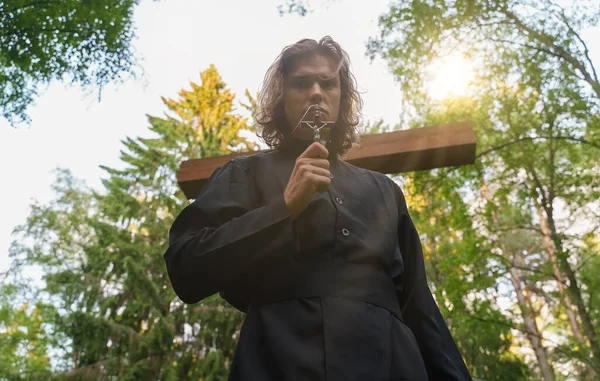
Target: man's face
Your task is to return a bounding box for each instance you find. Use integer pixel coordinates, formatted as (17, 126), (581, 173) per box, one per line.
(283, 54), (341, 140)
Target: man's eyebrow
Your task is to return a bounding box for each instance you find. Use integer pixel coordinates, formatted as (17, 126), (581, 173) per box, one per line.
(288, 73), (339, 81)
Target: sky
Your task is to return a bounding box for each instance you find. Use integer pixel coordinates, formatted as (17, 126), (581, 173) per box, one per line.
(0, 0), (407, 273)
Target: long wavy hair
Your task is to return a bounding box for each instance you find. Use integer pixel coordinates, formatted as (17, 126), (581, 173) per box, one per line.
(255, 36), (363, 156)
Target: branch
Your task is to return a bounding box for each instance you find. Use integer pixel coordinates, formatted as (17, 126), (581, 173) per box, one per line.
(511, 264), (555, 278)
(395, 134), (596, 208)
(489, 37), (563, 61)
(555, 6), (599, 84)
(488, 252), (556, 279)
(474, 19), (512, 29)
(503, 9), (600, 98)
(466, 314), (516, 330)
(526, 283), (556, 302)
(61, 358), (112, 380)
(466, 314), (563, 348)
(493, 224), (543, 235)
(527, 159), (550, 218)
(476, 136), (600, 159)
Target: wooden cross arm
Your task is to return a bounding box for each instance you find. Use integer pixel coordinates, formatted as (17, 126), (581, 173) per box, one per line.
(177, 121), (476, 199)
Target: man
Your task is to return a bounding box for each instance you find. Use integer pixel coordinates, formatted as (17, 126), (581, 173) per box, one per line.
(164, 36), (472, 380)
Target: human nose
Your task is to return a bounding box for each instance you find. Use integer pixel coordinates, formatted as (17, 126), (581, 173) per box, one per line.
(308, 83), (323, 103)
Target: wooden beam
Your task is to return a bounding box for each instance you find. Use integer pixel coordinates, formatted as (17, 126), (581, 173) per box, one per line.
(177, 121), (476, 199)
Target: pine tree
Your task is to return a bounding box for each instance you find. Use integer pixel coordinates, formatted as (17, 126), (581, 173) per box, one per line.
(6, 65), (257, 379)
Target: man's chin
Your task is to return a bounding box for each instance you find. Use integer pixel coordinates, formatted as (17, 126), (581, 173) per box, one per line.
(291, 126), (314, 141)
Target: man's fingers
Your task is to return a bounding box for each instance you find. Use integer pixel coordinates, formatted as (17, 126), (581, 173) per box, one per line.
(298, 158), (330, 170)
(298, 142), (329, 160)
(311, 173), (331, 193)
(304, 166), (330, 178)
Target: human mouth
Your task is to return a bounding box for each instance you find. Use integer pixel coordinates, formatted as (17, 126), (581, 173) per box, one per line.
(306, 106), (327, 118)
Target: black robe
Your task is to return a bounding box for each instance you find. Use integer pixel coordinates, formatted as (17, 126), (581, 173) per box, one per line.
(164, 138), (472, 381)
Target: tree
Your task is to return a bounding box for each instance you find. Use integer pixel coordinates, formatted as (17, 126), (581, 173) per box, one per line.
(390, 96), (533, 380)
(366, 1), (600, 378)
(366, 0), (600, 105)
(0, 284), (53, 381)
(4, 65), (257, 379)
(0, 0), (142, 126)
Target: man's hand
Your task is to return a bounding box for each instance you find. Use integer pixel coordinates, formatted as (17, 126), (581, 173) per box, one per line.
(284, 142), (331, 220)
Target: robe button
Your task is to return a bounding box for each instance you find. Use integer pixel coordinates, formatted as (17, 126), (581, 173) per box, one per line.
(335, 197), (343, 205)
(342, 228), (350, 236)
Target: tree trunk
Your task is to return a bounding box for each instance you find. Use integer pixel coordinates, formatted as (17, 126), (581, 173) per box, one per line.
(479, 177), (555, 379)
(526, 160), (600, 371)
(532, 207), (597, 377)
(532, 195), (584, 342)
(509, 263), (556, 381)
(549, 213), (600, 366)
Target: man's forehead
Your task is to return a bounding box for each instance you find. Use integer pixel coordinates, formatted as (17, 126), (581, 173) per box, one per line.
(286, 54), (339, 78)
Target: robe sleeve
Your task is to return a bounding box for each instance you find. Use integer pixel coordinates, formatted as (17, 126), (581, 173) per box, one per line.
(391, 182), (472, 380)
(164, 159), (298, 305)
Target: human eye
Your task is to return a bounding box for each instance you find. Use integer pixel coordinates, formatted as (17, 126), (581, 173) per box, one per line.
(321, 78), (338, 89)
(293, 78), (310, 89)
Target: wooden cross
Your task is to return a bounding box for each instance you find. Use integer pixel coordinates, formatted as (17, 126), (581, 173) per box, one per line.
(177, 121), (476, 199)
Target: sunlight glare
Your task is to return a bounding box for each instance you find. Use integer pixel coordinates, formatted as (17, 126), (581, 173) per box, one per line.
(427, 54), (475, 100)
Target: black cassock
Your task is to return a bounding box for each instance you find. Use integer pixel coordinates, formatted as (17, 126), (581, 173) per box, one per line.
(164, 138), (472, 381)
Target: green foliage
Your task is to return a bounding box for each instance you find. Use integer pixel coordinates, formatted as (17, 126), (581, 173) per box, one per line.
(397, 97), (534, 380)
(0, 0), (141, 126)
(399, 72), (600, 379)
(366, 0), (600, 379)
(3, 65), (255, 379)
(0, 284), (53, 381)
(367, 0), (600, 107)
